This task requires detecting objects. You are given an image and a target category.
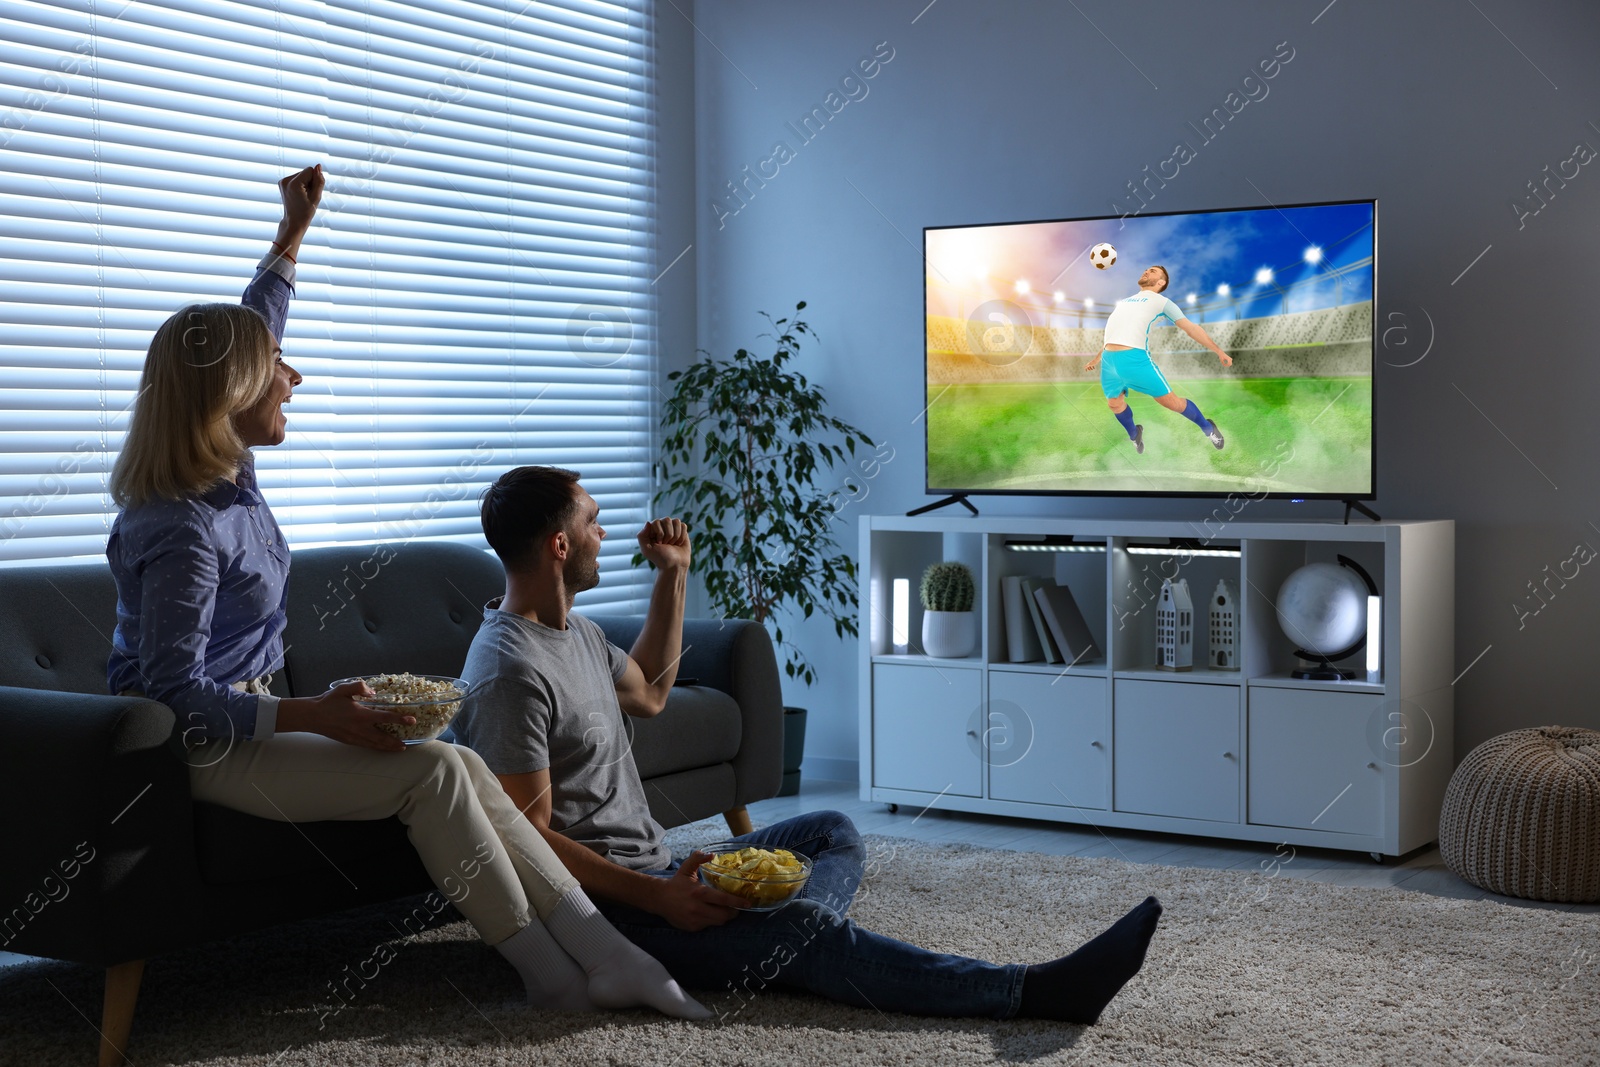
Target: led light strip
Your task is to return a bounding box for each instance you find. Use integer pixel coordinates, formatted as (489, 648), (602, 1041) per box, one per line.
(1003, 543), (1107, 553)
(1125, 545), (1241, 558)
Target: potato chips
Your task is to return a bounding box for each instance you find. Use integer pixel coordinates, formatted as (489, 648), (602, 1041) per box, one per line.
(700, 846), (808, 906)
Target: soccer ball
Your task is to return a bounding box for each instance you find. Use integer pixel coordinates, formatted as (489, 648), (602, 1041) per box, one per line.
(1090, 243), (1117, 270)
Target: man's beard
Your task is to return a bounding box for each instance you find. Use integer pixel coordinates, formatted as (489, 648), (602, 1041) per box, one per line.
(564, 549), (601, 593)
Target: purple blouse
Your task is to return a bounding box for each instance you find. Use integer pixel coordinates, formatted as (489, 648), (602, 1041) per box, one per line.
(106, 253), (297, 741)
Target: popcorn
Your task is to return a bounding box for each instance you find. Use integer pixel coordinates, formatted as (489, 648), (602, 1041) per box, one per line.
(353, 673), (465, 742)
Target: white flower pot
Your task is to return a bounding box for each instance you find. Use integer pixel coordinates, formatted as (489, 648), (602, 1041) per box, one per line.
(922, 610), (977, 658)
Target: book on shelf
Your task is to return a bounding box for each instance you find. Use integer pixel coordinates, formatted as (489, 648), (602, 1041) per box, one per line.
(1001, 575), (1043, 663)
(1020, 577), (1062, 663)
(1032, 582), (1102, 665)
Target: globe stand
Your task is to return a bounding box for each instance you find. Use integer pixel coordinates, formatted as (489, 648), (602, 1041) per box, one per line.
(1290, 638), (1365, 681)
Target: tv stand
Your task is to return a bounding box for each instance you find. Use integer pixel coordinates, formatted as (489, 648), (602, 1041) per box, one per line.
(907, 494), (978, 517)
(1343, 499), (1381, 524)
(859, 515), (1455, 858)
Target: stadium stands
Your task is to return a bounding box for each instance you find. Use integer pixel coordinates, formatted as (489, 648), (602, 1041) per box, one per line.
(926, 301), (1373, 384)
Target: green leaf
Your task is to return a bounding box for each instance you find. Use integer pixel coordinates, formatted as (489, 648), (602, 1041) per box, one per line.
(651, 300), (873, 686)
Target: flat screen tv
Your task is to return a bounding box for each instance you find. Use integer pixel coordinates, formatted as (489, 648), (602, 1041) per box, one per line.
(923, 199), (1375, 500)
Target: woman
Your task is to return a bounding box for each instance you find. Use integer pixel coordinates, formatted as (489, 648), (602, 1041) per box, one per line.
(105, 165), (708, 1020)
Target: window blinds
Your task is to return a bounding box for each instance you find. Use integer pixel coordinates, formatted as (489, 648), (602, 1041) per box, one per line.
(0, 0), (658, 612)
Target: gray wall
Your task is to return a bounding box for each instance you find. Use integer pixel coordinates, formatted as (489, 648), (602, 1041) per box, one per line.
(672, 0), (1600, 777)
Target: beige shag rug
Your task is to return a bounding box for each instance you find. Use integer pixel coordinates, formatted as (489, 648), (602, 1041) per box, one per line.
(2, 820), (1597, 1067)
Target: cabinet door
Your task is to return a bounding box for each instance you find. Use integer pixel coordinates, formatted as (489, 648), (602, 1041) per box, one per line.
(988, 672), (1108, 810)
(1113, 679), (1241, 823)
(1248, 688), (1384, 836)
(872, 664), (982, 796)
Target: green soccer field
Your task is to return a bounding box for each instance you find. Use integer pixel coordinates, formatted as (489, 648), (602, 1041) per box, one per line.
(926, 377), (1372, 494)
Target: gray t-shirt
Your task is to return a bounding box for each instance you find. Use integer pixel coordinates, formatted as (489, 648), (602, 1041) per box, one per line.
(453, 603), (669, 871)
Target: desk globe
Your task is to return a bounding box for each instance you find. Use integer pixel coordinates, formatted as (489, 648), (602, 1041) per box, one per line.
(1274, 559), (1374, 679)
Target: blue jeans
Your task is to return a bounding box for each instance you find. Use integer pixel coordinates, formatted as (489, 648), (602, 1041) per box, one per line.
(596, 810), (1025, 1019)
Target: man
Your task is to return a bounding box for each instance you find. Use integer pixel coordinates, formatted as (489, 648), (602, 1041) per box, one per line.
(453, 465), (1163, 1022)
(1083, 265), (1233, 454)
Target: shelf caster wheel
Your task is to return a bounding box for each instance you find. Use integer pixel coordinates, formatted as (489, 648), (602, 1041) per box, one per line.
(1369, 851), (1384, 864)
(887, 803), (899, 814)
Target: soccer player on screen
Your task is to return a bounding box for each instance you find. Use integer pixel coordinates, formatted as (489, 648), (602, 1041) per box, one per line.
(1083, 265), (1232, 454)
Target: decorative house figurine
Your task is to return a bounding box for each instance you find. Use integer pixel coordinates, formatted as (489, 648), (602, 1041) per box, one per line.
(1210, 578), (1239, 670)
(1156, 577), (1193, 671)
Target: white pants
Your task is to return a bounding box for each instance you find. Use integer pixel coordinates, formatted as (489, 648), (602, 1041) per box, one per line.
(189, 728), (575, 946)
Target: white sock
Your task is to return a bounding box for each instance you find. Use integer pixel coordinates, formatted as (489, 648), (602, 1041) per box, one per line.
(494, 919), (595, 1011)
(544, 888), (712, 1020)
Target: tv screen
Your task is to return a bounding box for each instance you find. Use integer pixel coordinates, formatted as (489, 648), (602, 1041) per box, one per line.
(924, 199), (1375, 499)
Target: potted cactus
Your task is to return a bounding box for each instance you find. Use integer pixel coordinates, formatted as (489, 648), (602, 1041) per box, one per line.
(920, 561), (977, 658)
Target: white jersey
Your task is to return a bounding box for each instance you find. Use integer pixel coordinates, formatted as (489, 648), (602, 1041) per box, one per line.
(1103, 290), (1187, 349)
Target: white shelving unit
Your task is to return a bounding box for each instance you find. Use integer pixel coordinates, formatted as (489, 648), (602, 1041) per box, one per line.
(858, 516), (1455, 858)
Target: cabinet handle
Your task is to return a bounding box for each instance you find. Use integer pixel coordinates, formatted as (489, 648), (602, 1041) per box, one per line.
(1367, 761), (1379, 770)
(1222, 751), (1235, 760)
(966, 730), (978, 738)
(1090, 740), (1102, 748)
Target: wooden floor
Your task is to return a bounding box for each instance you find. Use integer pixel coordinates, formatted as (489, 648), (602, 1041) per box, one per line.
(750, 777), (1600, 914)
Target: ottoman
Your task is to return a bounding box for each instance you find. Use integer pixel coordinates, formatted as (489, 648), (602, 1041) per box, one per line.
(1439, 726), (1600, 903)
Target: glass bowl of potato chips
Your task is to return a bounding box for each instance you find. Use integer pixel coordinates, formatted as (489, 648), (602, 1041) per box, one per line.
(695, 843), (812, 911)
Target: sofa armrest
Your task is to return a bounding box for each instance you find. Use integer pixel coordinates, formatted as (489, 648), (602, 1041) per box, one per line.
(587, 617), (784, 809)
(0, 687), (201, 965)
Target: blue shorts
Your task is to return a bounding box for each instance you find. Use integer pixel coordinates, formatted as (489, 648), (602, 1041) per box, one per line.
(1098, 347), (1173, 400)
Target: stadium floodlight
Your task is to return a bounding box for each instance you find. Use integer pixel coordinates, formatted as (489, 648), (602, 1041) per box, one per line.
(1254, 268), (1274, 285)
(1304, 246), (1323, 265)
(1014, 279), (1030, 295)
(1186, 293), (1197, 306)
(1217, 283), (1231, 296)
(1053, 291), (1065, 305)
(1083, 298), (1094, 309)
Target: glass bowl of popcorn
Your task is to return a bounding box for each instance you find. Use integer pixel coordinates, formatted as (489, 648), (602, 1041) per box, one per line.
(329, 673), (471, 744)
(695, 843), (812, 911)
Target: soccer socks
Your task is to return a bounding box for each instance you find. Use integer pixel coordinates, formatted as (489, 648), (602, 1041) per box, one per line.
(1017, 896), (1163, 1024)
(1114, 406), (1138, 439)
(1180, 399), (1213, 433)
(544, 888), (712, 1020)
(494, 918), (595, 1011)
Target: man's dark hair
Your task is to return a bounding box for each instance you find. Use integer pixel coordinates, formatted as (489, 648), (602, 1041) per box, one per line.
(1150, 264), (1170, 293)
(479, 466), (582, 571)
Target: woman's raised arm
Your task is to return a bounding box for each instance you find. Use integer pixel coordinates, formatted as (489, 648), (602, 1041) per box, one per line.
(270, 164), (323, 262)
(243, 164), (324, 342)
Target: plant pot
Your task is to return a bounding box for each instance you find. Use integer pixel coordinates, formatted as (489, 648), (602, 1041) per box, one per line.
(921, 611), (977, 658)
(778, 706), (807, 797)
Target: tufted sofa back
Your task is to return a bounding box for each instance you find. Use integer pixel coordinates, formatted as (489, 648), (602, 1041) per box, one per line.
(0, 560), (121, 694)
(278, 540), (503, 695)
(0, 541), (505, 698)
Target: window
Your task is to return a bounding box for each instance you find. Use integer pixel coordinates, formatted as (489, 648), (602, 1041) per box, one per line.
(0, 0), (658, 611)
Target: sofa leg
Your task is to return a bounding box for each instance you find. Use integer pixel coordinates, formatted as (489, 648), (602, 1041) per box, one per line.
(98, 959), (144, 1067)
(724, 806), (753, 836)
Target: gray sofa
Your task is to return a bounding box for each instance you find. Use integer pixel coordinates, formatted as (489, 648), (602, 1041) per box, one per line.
(0, 540), (783, 1066)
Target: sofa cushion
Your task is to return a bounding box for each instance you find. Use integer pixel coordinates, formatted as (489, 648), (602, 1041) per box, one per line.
(630, 686), (741, 780)
(643, 764), (737, 831)
(0, 561), (119, 695)
(280, 541), (503, 696)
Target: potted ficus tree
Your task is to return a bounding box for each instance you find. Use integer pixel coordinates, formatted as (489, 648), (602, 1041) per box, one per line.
(644, 301), (874, 795)
(920, 561), (977, 658)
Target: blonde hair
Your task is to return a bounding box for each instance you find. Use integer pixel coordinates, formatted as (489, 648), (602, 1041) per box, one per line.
(110, 303), (277, 508)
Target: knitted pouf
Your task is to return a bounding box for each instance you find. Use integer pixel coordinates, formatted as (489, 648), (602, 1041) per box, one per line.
(1439, 726), (1600, 902)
